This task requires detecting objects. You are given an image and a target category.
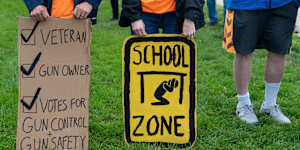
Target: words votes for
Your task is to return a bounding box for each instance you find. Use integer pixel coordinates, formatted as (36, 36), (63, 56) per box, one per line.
(39, 97), (87, 113)
(132, 115), (185, 137)
(20, 135), (86, 150)
(40, 28), (86, 46)
(132, 44), (189, 67)
(39, 64), (89, 77)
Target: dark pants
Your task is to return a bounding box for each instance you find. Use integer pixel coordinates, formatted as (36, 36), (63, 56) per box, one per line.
(111, 0), (118, 19)
(131, 12), (177, 35)
(233, 2), (297, 54)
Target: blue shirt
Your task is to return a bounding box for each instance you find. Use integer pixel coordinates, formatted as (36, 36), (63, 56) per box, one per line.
(226, 0), (299, 10)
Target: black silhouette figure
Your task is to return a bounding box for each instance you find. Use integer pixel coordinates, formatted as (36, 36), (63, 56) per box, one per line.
(152, 78), (179, 105)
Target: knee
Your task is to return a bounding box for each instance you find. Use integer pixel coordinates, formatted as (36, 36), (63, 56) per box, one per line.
(268, 52), (285, 60)
(235, 53), (252, 60)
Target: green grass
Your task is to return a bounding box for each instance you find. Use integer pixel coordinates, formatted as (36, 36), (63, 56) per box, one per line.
(0, 1), (299, 149)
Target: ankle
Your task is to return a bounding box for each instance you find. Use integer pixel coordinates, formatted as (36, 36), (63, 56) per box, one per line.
(237, 92), (252, 107)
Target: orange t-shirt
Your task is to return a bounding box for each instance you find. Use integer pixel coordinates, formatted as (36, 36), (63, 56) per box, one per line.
(141, 0), (176, 14)
(51, 0), (74, 18)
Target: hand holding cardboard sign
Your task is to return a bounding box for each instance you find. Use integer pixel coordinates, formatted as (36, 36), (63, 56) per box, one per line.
(30, 5), (49, 21)
(73, 2), (93, 19)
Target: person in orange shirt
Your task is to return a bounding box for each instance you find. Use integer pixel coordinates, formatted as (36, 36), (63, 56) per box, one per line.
(119, 0), (205, 39)
(24, 0), (101, 24)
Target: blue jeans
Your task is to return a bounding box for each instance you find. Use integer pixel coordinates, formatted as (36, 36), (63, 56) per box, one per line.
(207, 0), (218, 23)
(131, 12), (177, 35)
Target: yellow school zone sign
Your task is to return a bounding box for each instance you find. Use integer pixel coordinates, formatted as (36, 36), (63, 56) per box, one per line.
(122, 35), (197, 146)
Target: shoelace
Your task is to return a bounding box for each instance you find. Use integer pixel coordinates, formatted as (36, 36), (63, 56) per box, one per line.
(274, 105), (281, 113)
(243, 105), (254, 114)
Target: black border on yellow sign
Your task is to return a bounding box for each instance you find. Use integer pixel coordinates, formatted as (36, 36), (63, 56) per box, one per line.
(123, 35), (196, 147)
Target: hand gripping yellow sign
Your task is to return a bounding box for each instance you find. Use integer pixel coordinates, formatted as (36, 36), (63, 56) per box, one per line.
(122, 34), (197, 146)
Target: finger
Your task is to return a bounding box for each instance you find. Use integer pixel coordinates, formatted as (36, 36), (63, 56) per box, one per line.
(141, 25), (147, 36)
(187, 33), (191, 39)
(133, 28), (139, 36)
(31, 14), (37, 21)
(78, 11), (84, 19)
(83, 11), (89, 18)
(41, 13), (47, 21)
(187, 33), (193, 39)
(135, 28), (142, 36)
(138, 29), (145, 36)
(73, 8), (79, 18)
(42, 11), (49, 20)
(83, 11), (89, 19)
(141, 29), (147, 36)
(80, 11), (87, 19)
(73, 8), (77, 18)
(134, 29), (142, 36)
(32, 13), (40, 21)
(36, 13), (43, 21)
(137, 28), (145, 36)
(76, 10), (82, 19)
(191, 32), (195, 39)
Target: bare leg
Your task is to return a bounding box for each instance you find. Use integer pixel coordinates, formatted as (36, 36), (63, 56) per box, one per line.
(234, 53), (258, 124)
(261, 52), (290, 124)
(265, 52), (285, 82)
(234, 53), (252, 95)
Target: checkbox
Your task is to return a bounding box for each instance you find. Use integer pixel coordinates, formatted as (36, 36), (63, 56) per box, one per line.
(22, 96), (38, 114)
(21, 64), (35, 79)
(21, 29), (36, 46)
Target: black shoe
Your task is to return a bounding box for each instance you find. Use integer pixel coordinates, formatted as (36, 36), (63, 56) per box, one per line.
(205, 22), (218, 26)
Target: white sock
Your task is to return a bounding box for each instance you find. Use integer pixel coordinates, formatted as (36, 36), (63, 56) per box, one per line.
(237, 92), (251, 107)
(263, 81), (281, 108)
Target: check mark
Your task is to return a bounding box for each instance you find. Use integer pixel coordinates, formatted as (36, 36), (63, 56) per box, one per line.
(21, 88), (41, 110)
(21, 21), (40, 43)
(21, 52), (42, 76)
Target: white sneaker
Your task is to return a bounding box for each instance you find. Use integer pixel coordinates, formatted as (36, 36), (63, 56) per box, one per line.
(236, 105), (259, 124)
(260, 104), (291, 124)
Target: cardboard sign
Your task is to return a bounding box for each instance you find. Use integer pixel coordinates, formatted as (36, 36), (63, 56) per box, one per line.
(122, 35), (197, 146)
(17, 17), (91, 150)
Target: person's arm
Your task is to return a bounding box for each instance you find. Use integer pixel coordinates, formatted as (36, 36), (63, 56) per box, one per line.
(85, 0), (102, 10)
(24, 0), (45, 13)
(123, 0), (142, 24)
(122, 0), (146, 36)
(182, 0), (204, 39)
(23, 0), (49, 21)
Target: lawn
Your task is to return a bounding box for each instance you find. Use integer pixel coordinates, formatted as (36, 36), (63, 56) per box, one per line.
(0, 0), (299, 149)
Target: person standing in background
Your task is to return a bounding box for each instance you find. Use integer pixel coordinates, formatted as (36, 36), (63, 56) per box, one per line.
(24, 0), (102, 24)
(223, 0), (299, 124)
(206, 0), (218, 26)
(111, 0), (119, 20)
